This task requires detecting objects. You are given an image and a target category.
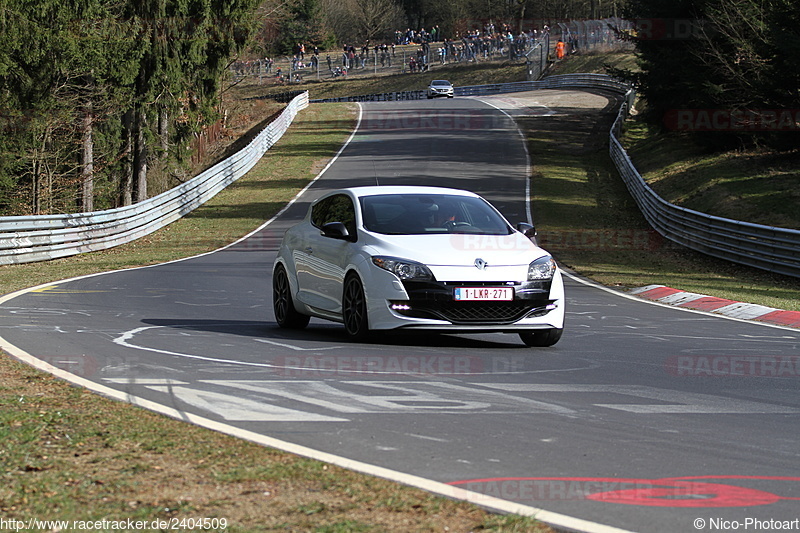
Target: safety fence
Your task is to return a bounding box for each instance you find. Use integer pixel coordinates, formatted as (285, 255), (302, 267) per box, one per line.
(525, 34), (550, 81)
(0, 92), (309, 265)
(557, 17), (635, 55)
(231, 36), (543, 85)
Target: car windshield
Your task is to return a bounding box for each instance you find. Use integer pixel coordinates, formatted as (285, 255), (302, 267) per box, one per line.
(360, 194), (512, 235)
(432, 80), (450, 86)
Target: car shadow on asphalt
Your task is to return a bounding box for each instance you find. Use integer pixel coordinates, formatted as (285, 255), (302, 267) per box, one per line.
(140, 318), (527, 349)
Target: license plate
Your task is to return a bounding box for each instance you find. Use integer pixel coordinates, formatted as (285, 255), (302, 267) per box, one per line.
(454, 287), (514, 301)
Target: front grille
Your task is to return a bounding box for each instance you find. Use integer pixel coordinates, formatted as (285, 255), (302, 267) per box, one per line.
(393, 280), (553, 325)
(391, 300), (551, 325)
(437, 301), (535, 323)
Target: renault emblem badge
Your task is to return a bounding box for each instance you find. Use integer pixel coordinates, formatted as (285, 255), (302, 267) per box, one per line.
(474, 258), (488, 270)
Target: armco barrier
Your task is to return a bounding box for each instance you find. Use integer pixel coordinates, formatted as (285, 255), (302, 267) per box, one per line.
(607, 91), (800, 279)
(0, 92), (309, 265)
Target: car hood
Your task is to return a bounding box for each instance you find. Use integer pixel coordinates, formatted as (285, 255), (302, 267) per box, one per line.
(361, 232), (548, 267)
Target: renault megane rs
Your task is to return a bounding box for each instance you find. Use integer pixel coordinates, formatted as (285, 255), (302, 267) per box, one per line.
(272, 186), (564, 346)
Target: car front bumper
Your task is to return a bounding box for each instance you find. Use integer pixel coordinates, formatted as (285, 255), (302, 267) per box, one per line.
(363, 267), (565, 332)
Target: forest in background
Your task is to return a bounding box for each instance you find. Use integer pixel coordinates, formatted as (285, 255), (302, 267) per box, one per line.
(0, 0), (258, 216)
(0, 0), (624, 217)
(619, 0), (800, 151)
(2, 0), (797, 217)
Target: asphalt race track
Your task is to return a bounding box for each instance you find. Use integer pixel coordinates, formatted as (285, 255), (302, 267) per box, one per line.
(2, 94), (799, 533)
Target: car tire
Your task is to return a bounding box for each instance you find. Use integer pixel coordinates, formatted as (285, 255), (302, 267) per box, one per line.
(342, 274), (370, 341)
(273, 264), (310, 329)
(519, 328), (563, 347)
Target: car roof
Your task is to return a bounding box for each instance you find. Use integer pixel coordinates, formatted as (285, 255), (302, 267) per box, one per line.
(431, 80), (451, 84)
(330, 185), (481, 199)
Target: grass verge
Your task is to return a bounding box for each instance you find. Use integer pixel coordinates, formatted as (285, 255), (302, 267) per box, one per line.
(623, 120), (800, 230)
(0, 354), (549, 532)
(0, 102), (554, 531)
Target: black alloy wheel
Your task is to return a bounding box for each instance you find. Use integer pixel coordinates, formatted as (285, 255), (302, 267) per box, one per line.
(273, 264), (310, 329)
(342, 274), (370, 340)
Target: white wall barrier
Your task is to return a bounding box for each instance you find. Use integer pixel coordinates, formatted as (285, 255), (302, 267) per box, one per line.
(0, 92), (309, 265)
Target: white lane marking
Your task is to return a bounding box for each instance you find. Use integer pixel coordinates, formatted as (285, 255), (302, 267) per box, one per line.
(566, 328), (798, 345)
(174, 301), (230, 307)
(114, 325), (279, 368)
(115, 325), (602, 376)
(106, 379), (573, 419)
(203, 380), (490, 413)
(740, 334), (797, 339)
(105, 378), (188, 385)
(476, 384), (800, 414)
(407, 433), (450, 443)
(145, 385), (348, 422)
(201, 380), (574, 415)
(477, 97), (533, 226)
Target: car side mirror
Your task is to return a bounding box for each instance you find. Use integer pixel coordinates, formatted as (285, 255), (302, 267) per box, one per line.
(321, 221), (355, 242)
(517, 222), (538, 244)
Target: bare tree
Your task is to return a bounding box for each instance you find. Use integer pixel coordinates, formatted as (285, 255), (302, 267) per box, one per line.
(694, 0), (771, 108)
(324, 0), (404, 44)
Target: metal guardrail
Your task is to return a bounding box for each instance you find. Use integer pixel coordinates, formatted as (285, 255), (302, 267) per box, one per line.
(607, 90), (800, 278)
(609, 141), (800, 277)
(0, 92), (309, 265)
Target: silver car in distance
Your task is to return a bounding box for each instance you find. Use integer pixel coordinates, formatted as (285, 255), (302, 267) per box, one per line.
(272, 186), (564, 346)
(427, 79), (454, 98)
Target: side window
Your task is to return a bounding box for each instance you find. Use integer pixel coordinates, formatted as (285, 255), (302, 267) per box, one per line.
(311, 194), (356, 237)
(311, 197), (332, 228)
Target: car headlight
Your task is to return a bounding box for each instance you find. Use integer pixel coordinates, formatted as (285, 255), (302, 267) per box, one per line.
(528, 255), (557, 281)
(372, 256), (433, 280)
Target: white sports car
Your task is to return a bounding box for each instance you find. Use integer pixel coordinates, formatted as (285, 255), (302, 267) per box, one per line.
(272, 186), (565, 346)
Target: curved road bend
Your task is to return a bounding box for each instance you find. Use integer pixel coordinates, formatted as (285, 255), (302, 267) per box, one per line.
(1, 94), (799, 533)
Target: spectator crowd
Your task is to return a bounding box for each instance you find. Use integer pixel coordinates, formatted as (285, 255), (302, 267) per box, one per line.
(231, 21), (549, 83)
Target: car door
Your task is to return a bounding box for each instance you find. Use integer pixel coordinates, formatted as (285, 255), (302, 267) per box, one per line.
(295, 194), (357, 312)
